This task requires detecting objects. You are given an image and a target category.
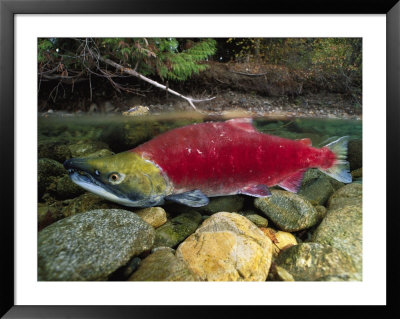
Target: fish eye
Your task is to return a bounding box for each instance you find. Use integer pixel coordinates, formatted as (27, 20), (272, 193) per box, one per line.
(110, 173), (119, 181)
(108, 172), (124, 184)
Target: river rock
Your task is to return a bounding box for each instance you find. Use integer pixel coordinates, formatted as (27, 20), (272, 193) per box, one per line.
(175, 212), (273, 281)
(38, 158), (67, 200)
(129, 247), (197, 281)
(38, 141), (71, 163)
(274, 243), (358, 281)
(68, 140), (111, 158)
(153, 211), (202, 248)
(38, 203), (64, 231)
(298, 176), (335, 206)
(237, 211), (268, 227)
(82, 148), (115, 159)
(260, 227), (297, 257)
(38, 209), (155, 281)
(312, 205), (362, 274)
(55, 174), (86, 199)
(135, 207), (167, 228)
(351, 167), (362, 178)
(254, 190), (322, 232)
(197, 195), (244, 214)
(60, 193), (124, 218)
(327, 183), (362, 211)
(348, 139), (362, 170)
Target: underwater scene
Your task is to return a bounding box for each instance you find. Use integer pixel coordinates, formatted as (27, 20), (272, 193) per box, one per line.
(38, 112), (362, 281)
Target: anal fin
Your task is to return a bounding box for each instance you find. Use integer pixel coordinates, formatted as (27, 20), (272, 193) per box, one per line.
(239, 184), (271, 197)
(165, 189), (209, 207)
(278, 169), (307, 193)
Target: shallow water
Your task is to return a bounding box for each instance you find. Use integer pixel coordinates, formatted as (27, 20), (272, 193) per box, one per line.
(38, 112), (362, 150)
(37, 111), (363, 281)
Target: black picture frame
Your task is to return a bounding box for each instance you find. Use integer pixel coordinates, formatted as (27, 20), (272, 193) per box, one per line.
(1, 0), (398, 317)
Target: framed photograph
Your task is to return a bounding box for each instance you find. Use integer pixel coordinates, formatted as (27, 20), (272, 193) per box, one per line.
(1, 0), (398, 317)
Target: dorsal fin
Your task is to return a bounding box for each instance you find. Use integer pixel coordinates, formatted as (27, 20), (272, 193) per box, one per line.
(278, 169), (307, 193)
(296, 138), (312, 146)
(226, 118), (255, 133)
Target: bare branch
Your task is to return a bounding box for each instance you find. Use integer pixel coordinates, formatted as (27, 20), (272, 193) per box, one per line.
(88, 49), (215, 110)
(229, 70), (269, 77)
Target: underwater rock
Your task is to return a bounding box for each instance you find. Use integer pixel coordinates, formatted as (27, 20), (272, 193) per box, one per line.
(68, 140), (111, 158)
(260, 227), (298, 258)
(347, 139), (362, 171)
(175, 212), (272, 281)
(237, 210), (269, 227)
(327, 183), (362, 211)
(135, 207), (167, 228)
(82, 148), (115, 159)
(38, 141), (71, 163)
(60, 193), (125, 218)
(196, 195), (245, 215)
(38, 158), (67, 200)
(129, 247), (197, 281)
(108, 256), (142, 281)
(312, 205), (362, 274)
(301, 169), (344, 191)
(298, 176), (335, 206)
(153, 211), (202, 248)
(351, 167), (362, 178)
(38, 202), (64, 231)
(274, 243), (358, 281)
(254, 190), (322, 232)
(55, 174), (86, 199)
(38, 209), (155, 281)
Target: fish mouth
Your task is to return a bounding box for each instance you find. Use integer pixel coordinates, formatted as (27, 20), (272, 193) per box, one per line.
(63, 158), (163, 207)
(64, 158), (131, 202)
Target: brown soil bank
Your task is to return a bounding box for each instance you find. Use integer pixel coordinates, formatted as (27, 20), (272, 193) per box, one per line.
(38, 61), (361, 119)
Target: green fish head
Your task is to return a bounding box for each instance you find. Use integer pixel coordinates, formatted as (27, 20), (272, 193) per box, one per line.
(64, 151), (169, 207)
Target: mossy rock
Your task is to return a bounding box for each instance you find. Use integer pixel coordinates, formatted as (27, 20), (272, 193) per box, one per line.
(196, 195), (245, 215)
(153, 211), (202, 248)
(38, 141), (71, 163)
(129, 247), (197, 281)
(327, 183), (362, 211)
(61, 193), (126, 218)
(254, 190), (321, 232)
(38, 209), (155, 281)
(312, 205), (362, 274)
(274, 243), (358, 281)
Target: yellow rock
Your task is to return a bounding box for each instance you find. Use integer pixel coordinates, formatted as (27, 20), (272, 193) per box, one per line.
(122, 105), (150, 116)
(260, 227), (297, 258)
(176, 212), (272, 281)
(135, 207), (167, 228)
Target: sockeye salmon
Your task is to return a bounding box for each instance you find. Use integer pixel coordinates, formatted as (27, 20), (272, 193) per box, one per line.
(64, 118), (352, 207)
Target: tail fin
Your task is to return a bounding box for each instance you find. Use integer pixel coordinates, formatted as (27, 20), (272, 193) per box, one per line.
(319, 136), (352, 183)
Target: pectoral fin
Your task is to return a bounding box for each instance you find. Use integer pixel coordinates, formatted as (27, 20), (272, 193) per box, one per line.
(278, 169), (307, 193)
(166, 190), (210, 207)
(239, 184), (271, 197)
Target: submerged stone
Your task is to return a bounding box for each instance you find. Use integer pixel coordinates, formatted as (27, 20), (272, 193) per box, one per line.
(312, 205), (362, 274)
(254, 190), (321, 232)
(197, 195), (245, 214)
(274, 243), (358, 281)
(129, 247), (197, 281)
(327, 183), (362, 211)
(176, 212), (273, 281)
(153, 211), (202, 248)
(38, 209), (155, 281)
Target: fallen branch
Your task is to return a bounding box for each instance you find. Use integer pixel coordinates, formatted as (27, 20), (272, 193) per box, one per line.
(90, 50), (215, 110)
(229, 70), (269, 77)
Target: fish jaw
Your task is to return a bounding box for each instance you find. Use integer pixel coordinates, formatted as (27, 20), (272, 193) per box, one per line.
(63, 153), (169, 207)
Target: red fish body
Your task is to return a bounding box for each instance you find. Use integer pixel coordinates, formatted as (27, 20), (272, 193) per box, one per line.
(133, 118), (346, 198)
